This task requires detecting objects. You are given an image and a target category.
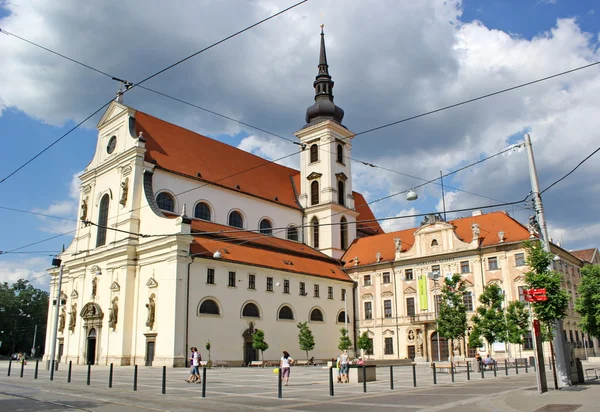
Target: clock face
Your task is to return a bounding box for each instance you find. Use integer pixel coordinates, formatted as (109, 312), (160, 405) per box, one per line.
(107, 136), (117, 154)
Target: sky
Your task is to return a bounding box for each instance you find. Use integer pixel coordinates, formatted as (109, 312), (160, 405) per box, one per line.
(1, 0), (599, 291)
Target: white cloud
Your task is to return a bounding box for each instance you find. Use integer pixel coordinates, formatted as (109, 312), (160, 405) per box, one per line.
(0, 257), (50, 290)
(32, 171), (81, 234)
(237, 134), (299, 169)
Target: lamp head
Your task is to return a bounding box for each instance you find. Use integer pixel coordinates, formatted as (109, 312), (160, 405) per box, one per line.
(51, 258), (62, 267)
(406, 190), (418, 201)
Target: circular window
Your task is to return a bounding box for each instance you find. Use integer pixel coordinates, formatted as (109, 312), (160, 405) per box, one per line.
(107, 136), (117, 154)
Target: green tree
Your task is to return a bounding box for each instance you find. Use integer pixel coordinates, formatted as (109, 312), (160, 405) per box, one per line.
(523, 241), (569, 337)
(297, 322), (315, 360)
(437, 274), (467, 362)
(468, 283), (506, 353)
(575, 264), (600, 340)
(252, 329), (269, 366)
(338, 328), (352, 351)
(505, 300), (530, 346)
(356, 331), (373, 359)
(0, 279), (49, 357)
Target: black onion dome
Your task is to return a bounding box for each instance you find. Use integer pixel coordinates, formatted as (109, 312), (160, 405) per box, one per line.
(304, 26), (345, 128)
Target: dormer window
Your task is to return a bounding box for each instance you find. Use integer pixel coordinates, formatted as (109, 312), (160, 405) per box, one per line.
(310, 144), (318, 163)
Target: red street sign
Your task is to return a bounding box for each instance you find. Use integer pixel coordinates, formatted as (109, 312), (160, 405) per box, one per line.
(525, 294), (547, 302)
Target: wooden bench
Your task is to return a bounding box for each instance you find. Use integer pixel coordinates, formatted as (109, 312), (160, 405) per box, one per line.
(430, 363), (454, 373)
(295, 360), (310, 366)
(584, 368), (599, 379)
(248, 361), (264, 367)
(213, 360), (230, 368)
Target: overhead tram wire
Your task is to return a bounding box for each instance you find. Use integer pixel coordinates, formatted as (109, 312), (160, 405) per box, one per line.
(540, 146), (600, 195)
(2, 28), (594, 221)
(0, 229), (77, 255)
(0, 0), (308, 185)
(0, 206), (77, 221)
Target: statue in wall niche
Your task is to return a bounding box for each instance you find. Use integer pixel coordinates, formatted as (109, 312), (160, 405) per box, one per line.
(68, 303), (77, 332)
(120, 178), (129, 206)
(91, 277), (97, 298)
(146, 296), (156, 328)
(59, 305), (66, 333)
(80, 198), (88, 221)
(394, 236), (401, 253)
(415, 332), (423, 357)
(108, 299), (118, 330)
(471, 223), (480, 239)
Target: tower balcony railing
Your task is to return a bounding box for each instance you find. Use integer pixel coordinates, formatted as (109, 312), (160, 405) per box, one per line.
(403, 312), (436, 323)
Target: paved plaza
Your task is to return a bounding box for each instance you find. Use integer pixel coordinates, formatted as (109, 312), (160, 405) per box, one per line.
(1, 360), (599, 411)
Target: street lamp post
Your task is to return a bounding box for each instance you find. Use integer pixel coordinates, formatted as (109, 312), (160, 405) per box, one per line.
(524, 133), (571, 388)
(48, 257), (64, 370)
(428, 271), (441, 362)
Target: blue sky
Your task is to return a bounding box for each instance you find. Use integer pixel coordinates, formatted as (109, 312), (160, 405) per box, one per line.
(1, 0), (599, 290)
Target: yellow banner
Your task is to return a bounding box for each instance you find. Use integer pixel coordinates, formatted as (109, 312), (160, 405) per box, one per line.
(418, 274), (428, 311)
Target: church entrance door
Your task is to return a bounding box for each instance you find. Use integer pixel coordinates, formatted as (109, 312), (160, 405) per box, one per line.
(244, 342), (257, 365)
(86, 328), (97, 365)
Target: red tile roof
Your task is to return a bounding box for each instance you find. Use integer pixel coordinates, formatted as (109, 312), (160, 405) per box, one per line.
(136, 110), (381, 233)
(570, 248), (597, 263)
(342, 211), (532, 268)
(189, 218), (352, 282)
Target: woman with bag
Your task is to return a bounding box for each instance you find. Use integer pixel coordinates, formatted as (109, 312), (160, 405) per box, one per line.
(280, 351), (295, 386)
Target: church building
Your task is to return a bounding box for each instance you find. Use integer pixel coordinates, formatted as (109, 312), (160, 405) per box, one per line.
(44, 28), (381, 367)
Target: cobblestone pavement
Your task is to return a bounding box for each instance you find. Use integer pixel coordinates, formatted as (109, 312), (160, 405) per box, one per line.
(1, 360), (598, 411)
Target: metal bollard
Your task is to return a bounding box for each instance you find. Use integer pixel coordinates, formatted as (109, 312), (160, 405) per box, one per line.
(432, 363), (437, 384)
(20, 361), (24, 378)
(278, 367), (282, 399)
(412, 363), (417, 387)
(87, 364), (91, 385)
(515, 361), (519, 375)
(549, 356), (552, 370)
(329, 367), (334, 396)
(466, 361), (470, 381)
(532, 357), (536, 372)
(109, 363), (113, 388)
(525, 361), (528, 373)
(50, 360), (55, 381)
(390, 365), (394, 390)
(451, 363), (455, 383)
(34, 360), (39, 379)
(362, 366), (367, 393)
(201, 366), (207, 398)
(493, 361), (497, 377)
(68, 361), (72, 383)
(162, 366), (166, 394)
(7, 359), (12, 376)
(481, 363), (484, 379)
(133, 365), (138, 391)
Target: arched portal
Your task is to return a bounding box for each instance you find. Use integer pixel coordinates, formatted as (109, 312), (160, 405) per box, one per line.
(87, 328), (97, 365)
(430, 332), (449, 362)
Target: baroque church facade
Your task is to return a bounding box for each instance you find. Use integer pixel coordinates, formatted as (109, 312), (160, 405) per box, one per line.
(44, 29), (381, 367)
(44, 29), (597, 368)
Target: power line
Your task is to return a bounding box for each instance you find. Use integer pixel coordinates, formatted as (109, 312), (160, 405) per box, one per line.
(0, 230), (76, 255)
(0, 0), (307, 185)
(0, 206), (77, 221)
(540, 146), (600, 195)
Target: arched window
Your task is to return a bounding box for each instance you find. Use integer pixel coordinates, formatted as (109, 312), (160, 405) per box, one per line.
(338, 181), (345, 205)
(431, 239), (439, 246)
(287, 226), (299, 241)
(311, 181), (319, 205)
(96, 194), (109, 247)
(229, 211), (244, 228)
(199, 299), (220, 315)
(310, 144), (318, 163)
(156, 192), (175, 212)
(340, 217), (348, 250)
(337, 144), (344, 164)
(194, 202), (211, 221)
(278, 305), (294, 320)
(310, 308), (324, 322)
(312, 218), (319, 249)
(337, 311), (350, 323)
(259, 219), (273, 236)
(242, 302), (260, 318)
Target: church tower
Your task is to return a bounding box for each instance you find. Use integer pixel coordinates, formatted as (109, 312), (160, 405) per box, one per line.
(295, 26), (358, 259)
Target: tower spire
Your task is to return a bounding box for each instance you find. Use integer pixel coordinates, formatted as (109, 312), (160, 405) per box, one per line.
(304, 25), (344, 127)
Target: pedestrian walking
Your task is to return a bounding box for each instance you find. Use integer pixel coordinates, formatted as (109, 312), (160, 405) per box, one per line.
(185, 347), (201, 383)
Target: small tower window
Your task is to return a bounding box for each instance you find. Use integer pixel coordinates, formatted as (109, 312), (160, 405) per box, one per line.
(311, 181), (319, 206)
(337, 144), (344, 164)
(338, 181), (345, 206)
(312, 218), (319, 249)
(310, 144), (319, 163)
(96, 194), (110, 247)
(431, 239), (439, 246)
(340, 217), (348, 250)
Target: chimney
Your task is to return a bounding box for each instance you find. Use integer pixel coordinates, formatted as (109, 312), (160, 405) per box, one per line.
(472, 210), (483, 217)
